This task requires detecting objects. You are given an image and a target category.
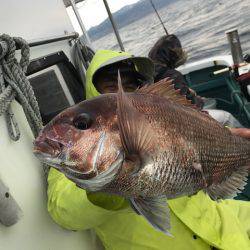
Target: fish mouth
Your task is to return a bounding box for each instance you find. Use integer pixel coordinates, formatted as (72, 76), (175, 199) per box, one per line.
(33, 136), (74, 171)
(34, 150), (88, 179)
(33, 150), (63, 169)
(33, 136), (64, 158)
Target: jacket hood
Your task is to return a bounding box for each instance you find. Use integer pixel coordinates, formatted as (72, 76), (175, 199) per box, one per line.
(85, 50), (154, 99)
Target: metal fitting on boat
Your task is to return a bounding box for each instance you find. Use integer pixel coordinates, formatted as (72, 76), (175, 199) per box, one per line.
(0, 178), (23, 226)
(226, 29), (244, 65)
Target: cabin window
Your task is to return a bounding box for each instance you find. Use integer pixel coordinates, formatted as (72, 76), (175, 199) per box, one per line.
(28, 67), (74, 123)
(27, 51), (84, 124)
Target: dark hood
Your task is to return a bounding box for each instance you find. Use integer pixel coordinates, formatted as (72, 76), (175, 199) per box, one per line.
(148, 34), (187, 70)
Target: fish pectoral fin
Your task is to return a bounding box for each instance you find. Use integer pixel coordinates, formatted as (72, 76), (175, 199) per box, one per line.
(136, 77), (203, 110)
(205, 165), (249, 200)
(130, 196), (172, 236)
(117, 71), (155, 157)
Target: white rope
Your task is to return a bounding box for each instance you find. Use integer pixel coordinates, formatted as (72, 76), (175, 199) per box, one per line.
(0, 34), (48, 174)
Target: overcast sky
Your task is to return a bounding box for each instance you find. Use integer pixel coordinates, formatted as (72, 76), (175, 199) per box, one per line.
(67, 0), (140, 33)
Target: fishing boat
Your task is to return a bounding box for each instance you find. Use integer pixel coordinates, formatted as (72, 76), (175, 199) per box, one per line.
(0, 0), (249, 249)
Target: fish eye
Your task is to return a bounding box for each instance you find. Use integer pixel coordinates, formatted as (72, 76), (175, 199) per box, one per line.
(73, 113), (92, 130)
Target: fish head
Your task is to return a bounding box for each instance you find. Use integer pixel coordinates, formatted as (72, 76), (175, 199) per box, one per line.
(33, 95), (124, 188)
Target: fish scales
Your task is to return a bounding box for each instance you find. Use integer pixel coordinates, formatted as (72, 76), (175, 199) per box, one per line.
(104, 92), (250, 198)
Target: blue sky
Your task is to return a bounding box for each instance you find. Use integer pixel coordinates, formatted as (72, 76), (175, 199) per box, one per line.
(67, 0), (140, 32)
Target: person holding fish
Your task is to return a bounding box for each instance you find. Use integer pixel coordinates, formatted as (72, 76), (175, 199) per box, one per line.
(35, 49), (250, 250)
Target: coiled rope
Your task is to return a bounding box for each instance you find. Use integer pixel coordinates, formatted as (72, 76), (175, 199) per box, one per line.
(0, 34), (48, 174)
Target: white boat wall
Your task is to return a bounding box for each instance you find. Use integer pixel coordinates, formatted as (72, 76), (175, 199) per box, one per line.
(0, 0), (100, 249)
(178, 55), (233, 75)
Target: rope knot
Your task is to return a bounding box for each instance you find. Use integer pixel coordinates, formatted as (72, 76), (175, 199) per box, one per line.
(0, 34), (43, 141)
(0, 34), (30, 72)
(0, 34), (49, 176)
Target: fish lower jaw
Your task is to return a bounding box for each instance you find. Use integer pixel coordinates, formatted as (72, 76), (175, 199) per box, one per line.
(33, 151), (63, 168)
(63, 165), (97, 180)
(35, 152), (98, 180)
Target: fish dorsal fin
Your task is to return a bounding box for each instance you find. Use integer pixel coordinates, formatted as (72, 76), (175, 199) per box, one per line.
(117, 71), (155, 156)
(136, 78), (203, 110)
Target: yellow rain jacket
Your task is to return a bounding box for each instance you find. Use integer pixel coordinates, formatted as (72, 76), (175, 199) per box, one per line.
(47, 50), (250, 250)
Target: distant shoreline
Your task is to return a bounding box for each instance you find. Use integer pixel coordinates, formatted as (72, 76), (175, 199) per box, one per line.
(87, 0), (173, 41)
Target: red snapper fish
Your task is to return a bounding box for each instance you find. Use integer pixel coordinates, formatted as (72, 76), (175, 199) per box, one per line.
(33, 77), (250, 235)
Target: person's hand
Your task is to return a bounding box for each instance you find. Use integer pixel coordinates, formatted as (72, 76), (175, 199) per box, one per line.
(229, 128), (250, 139)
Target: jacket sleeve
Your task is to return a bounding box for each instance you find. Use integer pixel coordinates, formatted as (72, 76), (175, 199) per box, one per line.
(47, 168), (128, 231)
(169, 191), (250, 250)
(224, 198), (250, 239)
